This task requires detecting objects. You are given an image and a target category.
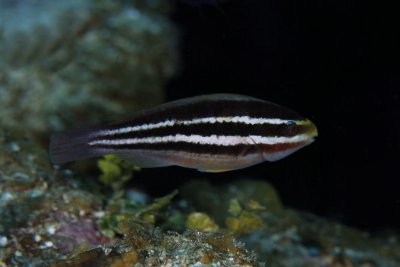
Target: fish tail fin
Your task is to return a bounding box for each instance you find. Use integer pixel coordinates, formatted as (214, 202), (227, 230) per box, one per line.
(49, 128), (104, 164)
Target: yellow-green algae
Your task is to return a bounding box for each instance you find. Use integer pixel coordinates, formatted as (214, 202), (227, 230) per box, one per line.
(225, 211), (264, 236)
(186, 212), (220, 232)
(97, 189), (178, 238)
(225, 198), (266, 235)
(185, 198), (265, 236)
(97, 154), (139, 189)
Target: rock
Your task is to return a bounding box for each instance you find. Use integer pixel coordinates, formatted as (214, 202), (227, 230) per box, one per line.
(0, 0), (178, 139)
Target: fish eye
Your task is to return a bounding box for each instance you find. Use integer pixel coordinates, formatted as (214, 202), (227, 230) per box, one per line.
(285, 120), (297, 135)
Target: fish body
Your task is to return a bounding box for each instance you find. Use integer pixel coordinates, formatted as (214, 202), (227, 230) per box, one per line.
(49, 94), (317, 172)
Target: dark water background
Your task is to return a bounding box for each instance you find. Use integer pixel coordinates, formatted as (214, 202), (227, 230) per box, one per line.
(136, 0), (400, 232)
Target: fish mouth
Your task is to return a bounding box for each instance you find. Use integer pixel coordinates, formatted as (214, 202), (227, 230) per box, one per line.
(310, 122), (318, 141)
(304, 119), (318, 141)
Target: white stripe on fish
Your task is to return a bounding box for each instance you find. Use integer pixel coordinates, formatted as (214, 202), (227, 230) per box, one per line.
(88, 134), (312, 146)
(92, 116), (306, 137)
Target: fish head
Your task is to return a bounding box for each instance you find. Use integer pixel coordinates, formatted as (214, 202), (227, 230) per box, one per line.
(260, 118), (318, 162)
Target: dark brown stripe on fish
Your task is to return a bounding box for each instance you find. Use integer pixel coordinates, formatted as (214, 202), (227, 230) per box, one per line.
(90, 122), (307, 141)
(90, 141), (306, 157)
(104, 96), (304, 132)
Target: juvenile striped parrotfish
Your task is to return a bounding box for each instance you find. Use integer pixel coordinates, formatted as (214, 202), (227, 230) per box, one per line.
(49, 94), (317, 172)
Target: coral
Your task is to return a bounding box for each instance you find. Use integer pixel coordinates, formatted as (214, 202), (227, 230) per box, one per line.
(51, 228), (258, 267)
(0, 0), (178, 138)
(0, 127), (111, 265)
(180, 180), (400, 267)
(97, 189), (178, 238)
(0, 127), (199, 266)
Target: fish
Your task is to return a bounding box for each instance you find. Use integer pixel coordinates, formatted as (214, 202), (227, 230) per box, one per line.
(49, 94), (318, 172)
